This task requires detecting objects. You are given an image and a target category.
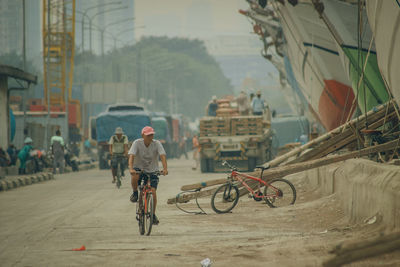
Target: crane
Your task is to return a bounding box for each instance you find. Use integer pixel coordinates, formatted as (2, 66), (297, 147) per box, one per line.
(42, 0), (75, 109)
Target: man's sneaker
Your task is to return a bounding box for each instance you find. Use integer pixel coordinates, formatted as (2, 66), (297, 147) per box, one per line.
(130, 192), (138, 203)
(153, 214), (159, 225)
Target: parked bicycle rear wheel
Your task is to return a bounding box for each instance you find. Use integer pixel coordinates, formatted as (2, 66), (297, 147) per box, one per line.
(264, 178), (296, 208)
(211, 183), (239, 213)
(136, 201), (145, 235)
(144, 193), (154, 235)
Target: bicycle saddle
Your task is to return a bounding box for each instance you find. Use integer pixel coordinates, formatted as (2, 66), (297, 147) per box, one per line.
(255, 165), (270, 170)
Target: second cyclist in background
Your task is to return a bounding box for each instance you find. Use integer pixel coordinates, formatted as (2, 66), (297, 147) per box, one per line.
(128, 126), (168, 225)
(109, 127), (128, 184)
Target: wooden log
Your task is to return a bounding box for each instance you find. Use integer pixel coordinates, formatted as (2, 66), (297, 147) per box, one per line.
(167, 139), (400, 204)
(324, 232), (400, 267)
(181, 178), (228, 191)
(289, 109), (398, 164)
(265, 101), (394, 168)
(260, 139), (400, 182)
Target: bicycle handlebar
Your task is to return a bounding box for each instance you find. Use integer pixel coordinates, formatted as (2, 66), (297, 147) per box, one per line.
(140, 170), (161, 176)
(222, 160), (237, 171)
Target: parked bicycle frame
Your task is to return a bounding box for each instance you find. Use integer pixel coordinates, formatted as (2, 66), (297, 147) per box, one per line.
(211, 161), (296, 214)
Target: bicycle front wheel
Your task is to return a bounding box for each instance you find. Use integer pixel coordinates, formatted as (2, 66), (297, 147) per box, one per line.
(264, 178), (296, 208)
(136, 202), (145, 235)
(144, 193), (154, 236)
(211, 183), (239, 214)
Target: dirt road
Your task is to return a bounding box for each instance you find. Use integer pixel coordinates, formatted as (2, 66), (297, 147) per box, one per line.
(0, 156), (398, 266)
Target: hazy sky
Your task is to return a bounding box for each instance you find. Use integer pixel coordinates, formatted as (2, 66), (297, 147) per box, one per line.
(134, 0), (253, 40)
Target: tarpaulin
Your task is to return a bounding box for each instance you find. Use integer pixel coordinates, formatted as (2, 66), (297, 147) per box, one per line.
(96, 111), (152, 142)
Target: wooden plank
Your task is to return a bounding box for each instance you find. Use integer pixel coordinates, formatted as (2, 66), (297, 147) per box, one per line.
(181, 178), (228, 191)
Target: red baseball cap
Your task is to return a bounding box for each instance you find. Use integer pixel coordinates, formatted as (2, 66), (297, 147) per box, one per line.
(141, 126), (155, 136)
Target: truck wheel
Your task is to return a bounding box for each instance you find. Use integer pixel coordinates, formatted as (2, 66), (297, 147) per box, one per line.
(99, 158), (106, 170)
(200, 159), (208, 173)
(207, 159), (215, 172)
(248, 157), (257, 171)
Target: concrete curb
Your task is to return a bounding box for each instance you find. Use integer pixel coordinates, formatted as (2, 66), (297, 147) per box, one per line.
(0, 163), (97, 192)
(0, 172), (54, 192)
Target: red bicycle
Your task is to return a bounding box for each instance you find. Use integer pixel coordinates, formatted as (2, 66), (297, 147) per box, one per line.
(211, 161), (296, 213)
(136, 171), (160, 236)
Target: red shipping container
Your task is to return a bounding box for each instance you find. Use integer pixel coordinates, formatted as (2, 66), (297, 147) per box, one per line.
(68, 103), (77, 126)
(30, 105), (46, 112)
(50, 106), (64, 112)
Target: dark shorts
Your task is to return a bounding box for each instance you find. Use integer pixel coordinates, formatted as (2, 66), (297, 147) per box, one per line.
(134, 167), (160, 189)
(111, 154), (126, 169)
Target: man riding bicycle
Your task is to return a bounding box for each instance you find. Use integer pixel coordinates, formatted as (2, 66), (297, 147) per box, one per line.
(109, 127), (128, 184)
(128, 126), (168, 225)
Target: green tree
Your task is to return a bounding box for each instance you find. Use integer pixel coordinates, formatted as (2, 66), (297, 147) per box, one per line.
(74, 36), (233, 119)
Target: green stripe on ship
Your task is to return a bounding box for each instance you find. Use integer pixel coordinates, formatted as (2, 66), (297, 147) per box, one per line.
(342, 47), (389, 112)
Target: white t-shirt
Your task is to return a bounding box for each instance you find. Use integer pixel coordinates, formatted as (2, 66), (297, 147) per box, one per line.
(128, 138), (166, 172)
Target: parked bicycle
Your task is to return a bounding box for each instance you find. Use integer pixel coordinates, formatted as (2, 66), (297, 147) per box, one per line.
(136, 170), (160, 236)
(211, 161), (296, 214)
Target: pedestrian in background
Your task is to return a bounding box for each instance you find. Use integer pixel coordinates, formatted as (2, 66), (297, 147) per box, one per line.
(251, 90), (265, 115)
(7, 144), (17, 166)
(51, 130), (65, 174)
(17, 137), (33, 174)
(192, 134), (200, 170)
(236, 91), (249, 115)
(207, 96), (218, 116)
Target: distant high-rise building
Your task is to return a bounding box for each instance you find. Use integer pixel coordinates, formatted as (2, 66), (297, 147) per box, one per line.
(0, 0), (41, 70)
(0, 1), (23, 56)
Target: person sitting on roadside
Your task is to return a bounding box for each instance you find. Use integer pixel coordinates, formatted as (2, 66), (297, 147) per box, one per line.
(7, 144), (17, 166)
(0, 147), (10, 167)
(109, 127), (129, 183)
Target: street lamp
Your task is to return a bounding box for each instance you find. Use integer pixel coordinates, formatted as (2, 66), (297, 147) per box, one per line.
(88, 5), (128, 52)
(75, 1), (122, 52)
(115, 25), (146, 48)
(96, 17), (135, 57)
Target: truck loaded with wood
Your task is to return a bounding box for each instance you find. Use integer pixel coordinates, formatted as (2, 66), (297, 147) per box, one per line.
(199, 97), (273, 172)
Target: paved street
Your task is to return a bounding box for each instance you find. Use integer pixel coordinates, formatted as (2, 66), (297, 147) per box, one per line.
(1, 156), (398, 266)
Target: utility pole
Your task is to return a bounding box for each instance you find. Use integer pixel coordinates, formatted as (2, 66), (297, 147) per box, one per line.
(22, 0), (27, 137)
(44, 0), (51, 150)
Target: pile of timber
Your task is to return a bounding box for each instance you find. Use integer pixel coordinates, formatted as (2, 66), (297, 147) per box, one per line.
(168, 101), (400, 204)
